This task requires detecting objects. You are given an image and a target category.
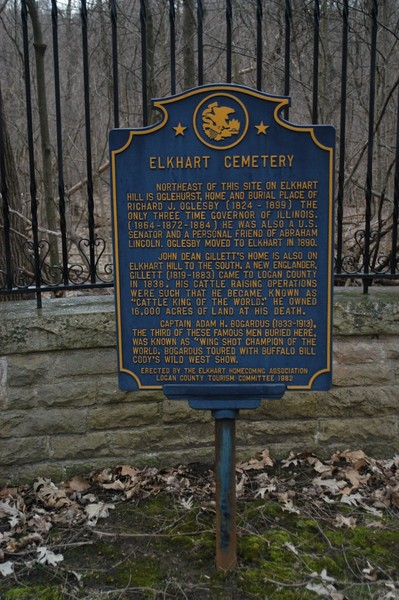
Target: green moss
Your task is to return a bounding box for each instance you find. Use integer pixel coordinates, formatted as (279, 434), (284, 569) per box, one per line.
(3, 589), (33, 600)
(238, 535), (266, 562)
(110, 557), (163, 588)
(3, 587), (63, 600)
(238, 566), (315, 598)
(301, 554), (341, 577)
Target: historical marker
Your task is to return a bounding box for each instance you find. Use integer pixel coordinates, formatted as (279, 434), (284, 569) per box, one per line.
(110, 84), (335, 393)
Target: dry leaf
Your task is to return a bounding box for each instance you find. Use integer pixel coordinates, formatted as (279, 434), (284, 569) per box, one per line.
(101, 479), (127, 492)
(313, 460), (333, 475)
(125, 483), (141, 500)
(67, 476), (91, 494)
(278, 495), (300, 514)
(344, 468), (369, 489)
(238, 457), (266, 470)
(236, 475), (248, 498)
(388, 485), (399, 508)
(85, 502), (115, 526)
(362, 561), (378, 582)
(119, 465), (140, 477)
(306, 582), (344, 598)
(0, 499), (25, 527)
(180, 496), (193, 510)
(36, 547), (64, 566)
(335, 514), (357, 528)
(0, 561), (14, 577)
(365, 519), (385, 528)
(283, 541), (299, 555)
(6, 533), (43, 552)
(0, 487), (19, 499)
(312, 477), (345, 494)
(281, 451), (300, 468)
(340, 449), (367, 469)
(93, 469), (113, 483)
(340, 492), (363, 506)
(363, 505), (383, 518)
(255, 482), (277, 499)
(34, 479), (70, 509)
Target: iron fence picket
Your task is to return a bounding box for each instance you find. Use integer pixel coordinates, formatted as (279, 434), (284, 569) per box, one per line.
(169, 0), (177, 95)
(51, 0), (69, 287)
(364, 0), (378, 293)
(81, 0), (96, 285)
(0, 92), (12, 291)
(21, 0), (42, 308)
(197, 0), (204, 86)
(226, 0), (232, 83)
(312, 0), (320, 125)
(335, 0), (349, 278)
(110, 0), (120, 128)
(256, 0), (263, 91)
(392, 85), (399, 275)
(283, 0), (291, 121)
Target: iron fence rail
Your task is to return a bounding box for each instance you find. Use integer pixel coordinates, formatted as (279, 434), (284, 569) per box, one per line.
(0, 0), (398, 308)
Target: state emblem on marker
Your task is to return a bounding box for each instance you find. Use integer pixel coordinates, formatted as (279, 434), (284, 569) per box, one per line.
(202, 102), (240, 141)
(193, 93), (249, 150)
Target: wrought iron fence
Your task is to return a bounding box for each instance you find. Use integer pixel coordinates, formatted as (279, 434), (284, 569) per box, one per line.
(0, 0), (398, 308)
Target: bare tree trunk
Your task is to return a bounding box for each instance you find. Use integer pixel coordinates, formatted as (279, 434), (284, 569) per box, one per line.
(26, 0), (59, 271)
(183, 0), (195, 90)
(146, 1), (157, 124)
(0, 85), (33, 300)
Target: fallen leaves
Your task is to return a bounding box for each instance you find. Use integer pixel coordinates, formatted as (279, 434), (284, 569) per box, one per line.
(0, 447), (398, 598)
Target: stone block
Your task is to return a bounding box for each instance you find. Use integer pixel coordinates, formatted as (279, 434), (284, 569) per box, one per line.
(237, 418), (317, 447)
(90, 377), (149, 405)
(333, 288), (399, 336)
(6, 354), (51, 387)
(109, 423), (214, 454)
(88, 401), (160, 430)
(321, 386), (399, 417)
(50, 431), (111, 460)
(50, 348), (118, 377)
(316, 416), (398, 446)
(332, 363), (394, 387)
(0, 436), (49, 471)
(129, 446), (214, 468)
(0, 408), (87, 439)
(386, 339), (399, 361)
(4, 378), (98, 410)
(0, 357), (7, 384)
(0, 296), (116, 354)
(0, 357), (7, 410)
(5, 349), (117, 388)
(161, 399), (212, 423)
(244, 392), (320, 420)
(333, 337), (390, 364)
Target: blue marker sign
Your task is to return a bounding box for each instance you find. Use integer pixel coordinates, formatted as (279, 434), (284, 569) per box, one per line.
(110, 84), (334, 392)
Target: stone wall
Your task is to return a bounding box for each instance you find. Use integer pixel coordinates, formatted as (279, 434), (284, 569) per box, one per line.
(1, 288), (398, 484)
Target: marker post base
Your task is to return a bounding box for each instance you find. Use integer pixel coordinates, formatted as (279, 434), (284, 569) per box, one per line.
(164, 384), (286, 571)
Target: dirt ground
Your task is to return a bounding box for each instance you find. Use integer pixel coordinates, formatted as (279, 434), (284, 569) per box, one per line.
(1, 450), (399, 599)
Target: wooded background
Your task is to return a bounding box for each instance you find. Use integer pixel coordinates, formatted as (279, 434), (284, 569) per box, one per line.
(0, 0), (398, 298)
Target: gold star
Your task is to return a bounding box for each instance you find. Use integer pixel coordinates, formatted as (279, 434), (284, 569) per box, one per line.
(173, 122), (187, 136)
(255, 121), (269, 135)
